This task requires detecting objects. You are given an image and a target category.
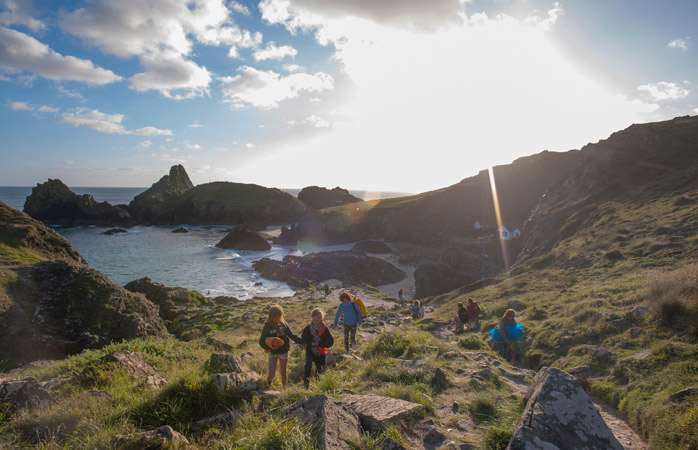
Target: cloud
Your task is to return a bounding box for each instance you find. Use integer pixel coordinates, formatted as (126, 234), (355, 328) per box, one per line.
(0, 26), (122, 84)
(185, 142), (202, 150)
(253, 41), (298, 60)
(188, 121), (203, 128)
(524, 2), (564, 31)
(304, 115), (330, 128)
(8, 100), (58, 112)
(284, 63), (304, 72)
(129, 51), (211, 99)
(230, 2), (251, 16)
(61, 109), (173, 135)
(219, 66), (333, 109)
(259, 0), (465, 31)
(56, 86), (86, 101)
(638, 81), (691, 101)
(0, 0), (44, 31)
(138, 140), (153, 148)
(667, 38), (689, 51)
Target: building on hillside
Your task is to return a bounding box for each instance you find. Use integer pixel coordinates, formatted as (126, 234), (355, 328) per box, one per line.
(498, 226), (510, 240)
(512, 228), (521, 238)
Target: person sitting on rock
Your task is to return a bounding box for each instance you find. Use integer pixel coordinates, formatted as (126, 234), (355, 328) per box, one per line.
(465, 297), (482, 330)
(300, 308), (334, 388)
(418, 300), (425, 319)
(333, 292), (362, 355)
(411, 300), (421, 320)
(489, 309), (523, 364)
(259, 305), (302, 389)
(452, 302), (468, 334)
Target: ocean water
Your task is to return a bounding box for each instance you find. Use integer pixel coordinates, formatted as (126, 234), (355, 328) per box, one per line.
(0, 186), (413, 299)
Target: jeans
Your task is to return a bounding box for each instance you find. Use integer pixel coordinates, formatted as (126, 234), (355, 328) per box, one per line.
(343, 323), (358, 352)
(304, 353), (325, 386)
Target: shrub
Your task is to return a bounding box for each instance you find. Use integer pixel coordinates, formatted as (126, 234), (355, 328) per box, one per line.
(218, 415), (315, 450)
(648, 266), (698, 337)
(482, 424), (514, 450)
(458, 335), (488, 351)
(468, 396), (498, 423)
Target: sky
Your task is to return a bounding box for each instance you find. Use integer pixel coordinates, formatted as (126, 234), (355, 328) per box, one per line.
(1, 0), (696, 193)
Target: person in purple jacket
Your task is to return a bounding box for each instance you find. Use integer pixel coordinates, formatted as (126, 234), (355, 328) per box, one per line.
(333, 291), (362, 355)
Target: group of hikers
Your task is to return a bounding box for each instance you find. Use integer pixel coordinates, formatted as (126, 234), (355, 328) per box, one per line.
(259, 291), (362, 389)
(260, 288), (523, 389)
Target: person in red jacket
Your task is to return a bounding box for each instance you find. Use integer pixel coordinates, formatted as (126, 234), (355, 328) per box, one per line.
(300, 308), (334, 388)
(465, 297), (482, 330)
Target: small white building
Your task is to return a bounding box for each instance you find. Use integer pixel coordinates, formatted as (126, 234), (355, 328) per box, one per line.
(498, 226), (510, 240)
(512, 228), (521, 239)
(474, 221), (482, 229)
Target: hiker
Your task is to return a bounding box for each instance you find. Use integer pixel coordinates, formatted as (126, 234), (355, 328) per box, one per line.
(324, 283), (330, 297)
(418, 300), (425, 319)
(310, 284), (316, 299)
(333, 291), (362, 355)
(259, 305), (302, 389)
(465, 297), (482, 329)
(300, 308), (334, 388)
(398, 288), (405, 307)
(489, 309), (523, 363)
(452, 302), (468, 334)
(411, 300), (420, 320)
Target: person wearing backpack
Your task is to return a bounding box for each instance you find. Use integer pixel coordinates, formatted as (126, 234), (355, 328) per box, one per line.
(333, 291), (362, 355)
(300, 308), (334, 388)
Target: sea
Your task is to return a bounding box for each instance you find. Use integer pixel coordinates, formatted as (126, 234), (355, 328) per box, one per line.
(0, 186), (413, 299)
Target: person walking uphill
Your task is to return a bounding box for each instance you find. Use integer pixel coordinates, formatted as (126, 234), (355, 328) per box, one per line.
(333, 291), (362, 355)
(300, 308), (334, 388)
(259, 305), (302, 389)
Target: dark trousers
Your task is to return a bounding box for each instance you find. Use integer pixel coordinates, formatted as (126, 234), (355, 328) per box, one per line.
(304, 352), (326, 385)
(343, 323), (357, 352)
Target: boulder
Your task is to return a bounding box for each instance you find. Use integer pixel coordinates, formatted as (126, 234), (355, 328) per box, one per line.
(352, 240), (392, 254)
(507, 367), (623, 450)
(298, 186), (361, 210)
(0, 261), (169, 367)
(206, 353), (260, 393)
(171, 227), (189, 233)
(111, 425), (189, 450)
(124, 277), (212, 321)
(101, 351), (168, 387)
(192, 410), (243, 431)
(205, 353), (248, 373)
(253, 250), (406, 287)
(284, 394), (361, 450)
(24, 179), (134, 226)
(343, 394), (424, 433)
(664, 387), (698, 405)
(103, 228), (127, 235)
(216, 228), (271, 251)
(0, 377), (52, 412)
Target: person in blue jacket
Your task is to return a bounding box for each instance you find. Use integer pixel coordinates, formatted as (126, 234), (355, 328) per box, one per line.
(333, 291), (362, 355)
(490, 309), (523, 360)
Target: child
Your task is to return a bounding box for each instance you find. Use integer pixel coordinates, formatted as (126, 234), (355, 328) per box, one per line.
(300, 308), (334, 388)
(333, 292), (362, 355)
(259, 305), (302, 389)
(411, 300), (420, 320)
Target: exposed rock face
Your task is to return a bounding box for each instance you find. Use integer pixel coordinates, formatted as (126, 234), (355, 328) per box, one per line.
(0, 201), (85, 265)
(343, 394), (424, 433)
(284, 394), (361, 450)
(0, 377), (52, 412)
(507, 367), (623, 450)
(112, 425), (189, 450)
(128, 164), (194, 224)
(206, 353), (260, 393)
(216, 228), (271, 251)
(124, 277), (212, 321)
(352, 240), (392, 253)
(298, 186), (361, 210)
(0, 261), (169, 367)
(101, 350), (167, 387)
(253, 250), (406, 287)
(414, 262), (473, 298)
(24, 179), (134, 227)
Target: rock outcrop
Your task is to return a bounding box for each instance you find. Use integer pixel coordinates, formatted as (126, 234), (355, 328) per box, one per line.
(124, 277), (212, 321)
(0, 261), (169, 366)
(352, 240), (392, 254)
(111, 425), (189, 450)
(128, 164), (194, 224)
(507, 367), (623, 450)
(253, 250), (406, 287)
(284, 394), (361, 450)
(206, 353), (261, 393)
(216, 228), (271, 251)
(101, 350), (167, 387)
(23, 179), (134, 227)
(343, 394), (423, 433)
(298, 186), (361, 210)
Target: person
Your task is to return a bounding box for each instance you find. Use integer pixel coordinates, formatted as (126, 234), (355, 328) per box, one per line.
(324, 283), (330, 297)
(411, 300), (420, 320)
(489, 309), (523, 363)
(333, 292), (362, 355)
(398, 288), (405, 307)
(300, 308), (334, 388)
(465, 297), (482, 329)
(259, 305), (302, 389)
(418, 300), (425, 319)
(452, 302), (468, 334)
(310, 284), (316, 299)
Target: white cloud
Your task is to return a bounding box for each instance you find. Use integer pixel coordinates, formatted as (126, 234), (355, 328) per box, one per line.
(638, 81), (691, 101)
(220, 66), (333, 109)
(304, 115), (330, 128)
(0, 0), (44, 31)
(284, 63), (304, 72)
(61, 109), (173, 136)
(185, 142), (202, 150)
(667, 38), (689, 51)
(56, 86), (86, 101)
(138, 140), (153, 148)
(188, 121), (203, 128)
(246, 143), (255, 148)
(129, 51), (211, 99)
(0, 26), (122, 84)
(38, 105), (58, 113)
(253, 41), (298, 60)
(524, 2), (563, 31)
(230, 2), (251, 16)
(8, 101), (32, 111)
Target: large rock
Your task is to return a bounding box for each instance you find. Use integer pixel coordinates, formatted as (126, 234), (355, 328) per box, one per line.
(0, 200), (85, 265)
(111, 425), (189, 450)
(352, 240), (392, 254)
(24, 179), (134, 227)
(207, 353), (260, 393)
(284, 394), (361, 450)
(0, 260), (169, 367)
(253, 250), (406, 287)
(216, 228), (271, 251)
(0, 377), (52, 412)
(101, 350), (168, 387)
(507, 367), (623, 450)
(128, 164), (194, 224)
(124, 277), (212, 321)
(343, 394), (424, 433)
(298, 186), (361, 210)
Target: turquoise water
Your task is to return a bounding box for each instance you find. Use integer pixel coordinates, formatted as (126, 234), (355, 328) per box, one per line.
(0, 186), (411, 299)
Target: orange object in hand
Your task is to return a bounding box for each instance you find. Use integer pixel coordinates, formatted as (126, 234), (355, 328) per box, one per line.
(264, 337), (284, 353)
